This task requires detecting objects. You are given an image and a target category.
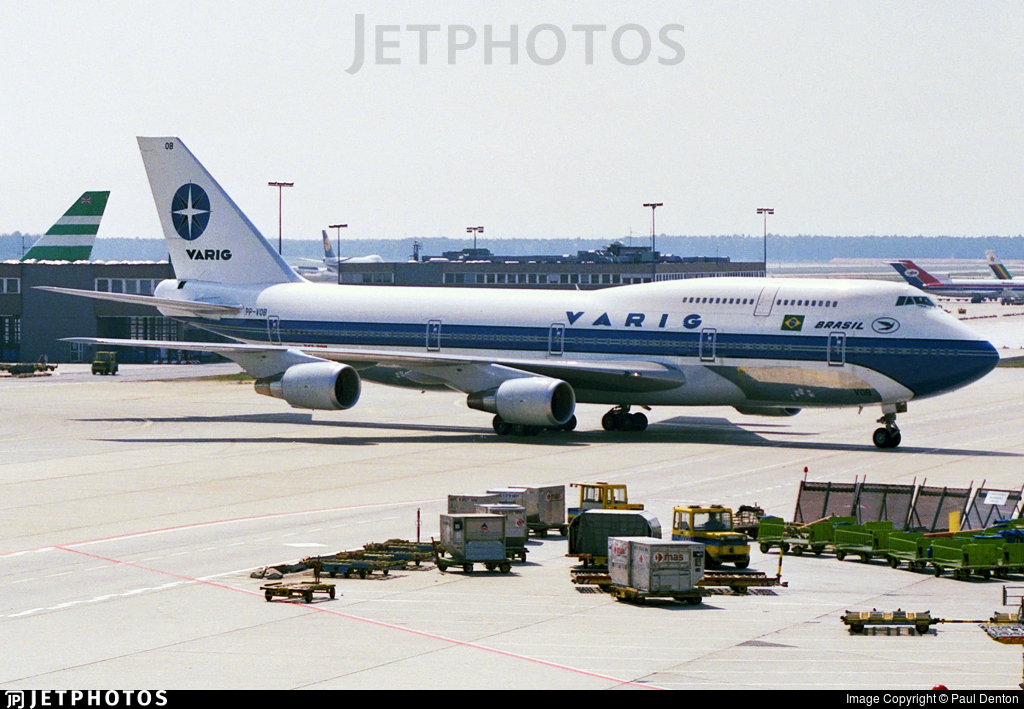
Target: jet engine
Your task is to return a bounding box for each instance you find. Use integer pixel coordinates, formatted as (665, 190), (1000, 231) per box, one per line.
(733, 406), (801, 417)
(467, 377), (576, 427)
(254, 361), (361, 410)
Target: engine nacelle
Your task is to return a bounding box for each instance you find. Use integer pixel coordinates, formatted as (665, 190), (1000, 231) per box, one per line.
(733, 405), (802, 417)
(467, 377), (576, 427)
(254, 362), (361, 411)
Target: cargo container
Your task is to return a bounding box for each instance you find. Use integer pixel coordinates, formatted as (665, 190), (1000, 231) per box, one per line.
(437, 513), (509, 573)
(447, 493), (501, 514)
(607, 536), (705, 605)
(567, 509), (662, 566)
(509, 485), (567, 536)
(475, 503), (529, 561)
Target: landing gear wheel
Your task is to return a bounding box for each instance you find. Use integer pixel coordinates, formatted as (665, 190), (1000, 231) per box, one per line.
(602, 411), (618, 431)
(873, 410), (903, 448)
(493, 415), (513, 436)
(601, 406), (648, 432)
(630, 413), (648, 431)
(559, 415), (577, 432)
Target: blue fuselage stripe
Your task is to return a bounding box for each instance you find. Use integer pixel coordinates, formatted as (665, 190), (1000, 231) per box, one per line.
(191, 317), (998, 398)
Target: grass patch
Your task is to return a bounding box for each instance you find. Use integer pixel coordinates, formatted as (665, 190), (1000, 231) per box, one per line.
(997, 358), (1024, 368)
(208, 371), (256, 381)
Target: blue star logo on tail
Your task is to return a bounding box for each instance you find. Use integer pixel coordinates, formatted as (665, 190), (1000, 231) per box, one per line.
(171, 183), (211, 241)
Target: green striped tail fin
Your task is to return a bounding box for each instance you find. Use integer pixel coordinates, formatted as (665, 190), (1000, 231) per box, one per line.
(21, 191), (110, 261)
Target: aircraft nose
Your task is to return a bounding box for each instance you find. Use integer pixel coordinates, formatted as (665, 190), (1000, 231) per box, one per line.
(909, 338), (999, 399)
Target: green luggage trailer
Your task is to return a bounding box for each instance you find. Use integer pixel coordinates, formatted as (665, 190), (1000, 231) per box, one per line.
(833, 521), (894, 563)
(887, 531), (931, 571)
(930, 536), (1007, 579)
(757, 515), (855, 556)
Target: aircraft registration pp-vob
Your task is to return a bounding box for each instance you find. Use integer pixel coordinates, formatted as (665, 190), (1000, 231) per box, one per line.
(42, 137), (1000, 449)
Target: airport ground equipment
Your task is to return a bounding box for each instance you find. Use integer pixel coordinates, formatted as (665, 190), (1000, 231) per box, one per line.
(91, 351), (118, 375)
(842, 609), (936, 635)
(507, 485), (567, 536)
(567, 509), (661, 567)
(0, 360), (58, 376)
(930, 536), (1009, 579)
(757, 515), (855, 555)
(475, 503), (528, 561)
(261, 581), (336, 603)
(567, 482), (644, 522)
(886, 531), (932, 570)
(360, 539), (436, 567)
(734, 504), (765, 539)
(448, 493), (500, 514)
(671, 505), (751, 569)
(436, 513), (510, 574)
(833, 521), (894, 562)
(606, 536), (706, 605)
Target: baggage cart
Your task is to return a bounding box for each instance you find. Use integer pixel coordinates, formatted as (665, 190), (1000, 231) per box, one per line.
(842, 609), (935, 635)
(607, 536), (706, 605)
(834, 521), (893, 563)
(757, 515), (853, 556)
(509, 485), (567, 536)
(887, 531), (931, 570)
(436, 513), (511, 574)
(475, 503), (529, 561)
(261, 581), (336, 603)
(930, 537), (1006, 579)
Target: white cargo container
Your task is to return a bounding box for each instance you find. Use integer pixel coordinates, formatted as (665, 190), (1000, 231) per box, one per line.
(486, 487), (527, 508)
(607, 536), (705, 603)
(509, 485), (567, 535)
(448, 493), (500, 514)
(476, 503), (528, 560)
(437, 514), (510, 574)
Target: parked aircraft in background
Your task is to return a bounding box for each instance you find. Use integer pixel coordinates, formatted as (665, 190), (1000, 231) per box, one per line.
(986, 251), (1014, 280)
(42, 138), (999, 449)
(890, 259), (1024, 303)
(21, 191), (110, 262)
(294, 230), (384, 279)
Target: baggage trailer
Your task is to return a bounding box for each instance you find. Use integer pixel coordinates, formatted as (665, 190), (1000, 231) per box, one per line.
(475, 503), (529, 561)
(833, 521), (893, 563)
(261, 581), (336, 603)
(757, 515), (855, 556)
(930, 537), (1006, 579)
(436, 513), (511, 574)
(607, 536), (706, 605)
(887, 532), (931, 570)
(842, 610), (935, 635)
(567, 509), (662, 567)
(508, 485), (567, 536)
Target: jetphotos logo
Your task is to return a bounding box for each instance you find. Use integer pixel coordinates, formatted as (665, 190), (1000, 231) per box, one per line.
(346, 15), (684, 74)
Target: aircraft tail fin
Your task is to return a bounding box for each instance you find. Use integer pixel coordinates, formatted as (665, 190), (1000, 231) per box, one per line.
(890, 260), (943, 288)
(21, 191), (110, 262)
(986, 250), (1013, 280)
(322, 230), (338, 261)
(137, 137), (302, 285)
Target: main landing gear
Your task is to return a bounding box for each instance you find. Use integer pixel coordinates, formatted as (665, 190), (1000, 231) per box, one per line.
(872, 411), (902, 449)
(601, 405), (648, 433)
(492, 414), (577, 437)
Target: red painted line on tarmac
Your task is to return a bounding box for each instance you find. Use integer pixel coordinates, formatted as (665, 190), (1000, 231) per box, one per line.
(0, 498), (446, 558)
(53, 545), (661, 689)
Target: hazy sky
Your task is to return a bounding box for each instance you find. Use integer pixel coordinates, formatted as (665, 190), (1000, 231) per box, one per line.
(1, 2), (1021, 245)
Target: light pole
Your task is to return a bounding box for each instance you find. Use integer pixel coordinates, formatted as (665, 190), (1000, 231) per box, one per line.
(642, 203), (662, 254)
(329, 223), (347, 284)
(467, 226), (484, 250)
(757, 207), (774, 276)
(268, 181), (294, 255)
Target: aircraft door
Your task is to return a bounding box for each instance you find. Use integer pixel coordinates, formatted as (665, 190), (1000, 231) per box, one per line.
(754, 287), (779, 317)
(700, 328), (717, 362)
(828, 331), (846, 366)
(426, 319), (442, 351)
(267, 316), (281, 345)
(548, 323), (565, 356)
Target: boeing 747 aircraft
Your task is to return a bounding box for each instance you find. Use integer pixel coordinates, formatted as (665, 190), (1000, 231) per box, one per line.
(43, 138), (999, 449)
(294, 230), (384, 279)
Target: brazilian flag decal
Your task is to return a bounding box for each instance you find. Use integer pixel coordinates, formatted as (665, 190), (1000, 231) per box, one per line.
(781, 314), (804, 331)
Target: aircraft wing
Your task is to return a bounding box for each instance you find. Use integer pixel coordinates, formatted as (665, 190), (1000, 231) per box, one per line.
(62, 337), (685, 394)
(36, 286), (242, 315)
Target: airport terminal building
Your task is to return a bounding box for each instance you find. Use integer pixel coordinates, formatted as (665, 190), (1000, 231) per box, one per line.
(1, 247), (763, 363)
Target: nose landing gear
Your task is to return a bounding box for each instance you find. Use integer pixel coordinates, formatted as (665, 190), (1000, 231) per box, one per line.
(873, 411), (902, 449)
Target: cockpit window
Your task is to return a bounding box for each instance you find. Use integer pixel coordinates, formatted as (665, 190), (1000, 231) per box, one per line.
(896, 295), (936, 307)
